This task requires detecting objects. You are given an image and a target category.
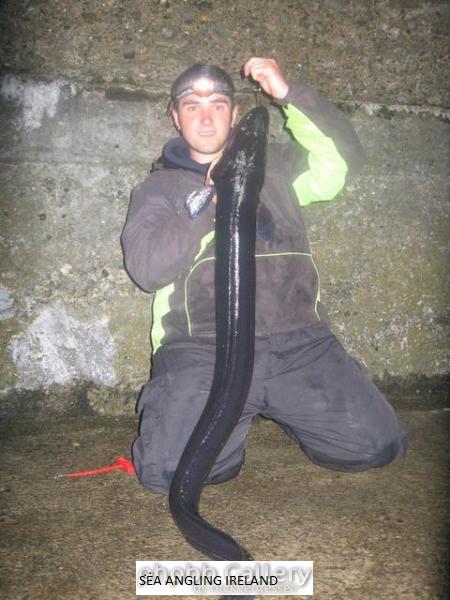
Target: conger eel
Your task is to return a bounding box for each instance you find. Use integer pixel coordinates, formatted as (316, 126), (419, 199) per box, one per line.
(169, 106), (269, 595)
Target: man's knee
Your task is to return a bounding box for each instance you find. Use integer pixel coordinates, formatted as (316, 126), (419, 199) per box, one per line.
(304, 429), (408, 473)
(348, 436), (408, 472)
(133, 436), (246, 496)
(132, 437), (173, 495)
(372, 435), (408, 468)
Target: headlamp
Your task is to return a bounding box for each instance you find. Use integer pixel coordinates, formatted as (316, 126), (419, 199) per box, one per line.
(168, 64), (235, 114)
(173, 78), (234, 102)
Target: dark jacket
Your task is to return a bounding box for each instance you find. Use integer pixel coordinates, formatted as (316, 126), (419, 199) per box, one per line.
(121, 82), (365, 352)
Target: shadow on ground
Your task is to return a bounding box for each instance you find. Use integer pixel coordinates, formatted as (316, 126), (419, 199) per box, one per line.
(0, 395), (449, 599)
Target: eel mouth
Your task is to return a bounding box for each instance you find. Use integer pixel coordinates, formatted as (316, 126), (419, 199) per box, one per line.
(211, 106), (269, 181)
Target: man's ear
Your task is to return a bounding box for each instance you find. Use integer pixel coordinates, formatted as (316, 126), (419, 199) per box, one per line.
(171, 108), (181, 132)
(231, 104), (239, 127)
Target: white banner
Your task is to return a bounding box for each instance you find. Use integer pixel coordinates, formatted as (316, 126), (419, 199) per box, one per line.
(136, 561), (313, 595)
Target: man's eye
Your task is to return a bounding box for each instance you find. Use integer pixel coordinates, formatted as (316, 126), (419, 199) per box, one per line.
(216, 105), (225, 111)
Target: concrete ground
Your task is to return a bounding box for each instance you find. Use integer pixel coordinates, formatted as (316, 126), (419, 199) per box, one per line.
(0, 395), (448, 600)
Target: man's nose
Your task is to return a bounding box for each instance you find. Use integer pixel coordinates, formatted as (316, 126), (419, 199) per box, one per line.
(199, 106), (213, 123)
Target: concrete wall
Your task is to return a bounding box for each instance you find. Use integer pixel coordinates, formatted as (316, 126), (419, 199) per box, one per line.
(0, 0), (448, 418)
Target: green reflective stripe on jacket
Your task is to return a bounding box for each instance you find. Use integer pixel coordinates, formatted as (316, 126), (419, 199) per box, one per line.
(151, 282), (175, 353)
(152, 230), (215, 350)
(284, 104), (348, 207)
(184, 229), (215, 335)
(185, 256), (215, 335)
(194, 229), (215, 261)
(309, 252), (321, 313)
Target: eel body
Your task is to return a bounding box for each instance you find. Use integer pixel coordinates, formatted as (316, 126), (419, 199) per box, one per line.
(169, 106), (269, 567)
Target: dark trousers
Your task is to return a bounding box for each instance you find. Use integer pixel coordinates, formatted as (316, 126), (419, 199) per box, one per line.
(133, 325), (408, 496)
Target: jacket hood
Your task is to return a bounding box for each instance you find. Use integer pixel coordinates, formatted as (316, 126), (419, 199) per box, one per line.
(152, 137), (210, 177)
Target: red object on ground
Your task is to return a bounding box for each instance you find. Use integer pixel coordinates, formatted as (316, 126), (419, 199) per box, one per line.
(65, 456), (135, 478)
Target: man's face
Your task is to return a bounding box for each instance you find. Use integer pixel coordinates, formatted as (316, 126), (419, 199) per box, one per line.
(172, 84), (238, 164)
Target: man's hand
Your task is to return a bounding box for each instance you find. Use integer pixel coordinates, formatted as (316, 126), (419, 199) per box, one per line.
(205, 56), (289, 202)
(205, 158), (220, 204)
(242, 57), (289, 101)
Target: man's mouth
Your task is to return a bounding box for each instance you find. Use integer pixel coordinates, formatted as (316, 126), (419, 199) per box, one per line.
(198, 130), (216, 136)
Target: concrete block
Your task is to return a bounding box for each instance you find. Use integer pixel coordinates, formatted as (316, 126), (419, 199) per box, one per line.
(68, 89), (158, 163)
(0, 56), (448, 415)
(304, 171), (449, 379)
(0, 75), (172, 164)
(353, 108), (450, 176)
(0, 0), (447, 106)
(0, 75), (75, 161)
(8, 304), (118, 390)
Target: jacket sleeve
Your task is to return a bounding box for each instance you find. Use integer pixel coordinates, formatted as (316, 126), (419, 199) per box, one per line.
(278, 82), (366, 207)
(121, 180), (215, 293)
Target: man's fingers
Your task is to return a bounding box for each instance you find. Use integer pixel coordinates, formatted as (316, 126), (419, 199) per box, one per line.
(205, 165), (214, 187)
(241, 57), (288, 100)
(205, 156), (221, 186)
(243, 57), (276, 78)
